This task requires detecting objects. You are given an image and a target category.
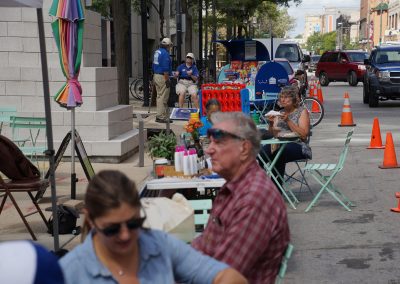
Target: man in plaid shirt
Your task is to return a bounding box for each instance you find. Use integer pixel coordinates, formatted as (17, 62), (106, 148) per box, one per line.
(192, 112), (290, 284)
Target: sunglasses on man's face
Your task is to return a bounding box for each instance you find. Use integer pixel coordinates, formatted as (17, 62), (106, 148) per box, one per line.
(207, 128), (244, 141)
(95, 216), (146, 237)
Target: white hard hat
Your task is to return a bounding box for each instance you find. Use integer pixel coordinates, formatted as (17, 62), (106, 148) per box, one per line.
(161, 38), (172, 46)
(186, 53), (195, 60)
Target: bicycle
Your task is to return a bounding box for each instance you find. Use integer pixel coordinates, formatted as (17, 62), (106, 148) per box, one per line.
(129, 75), (154, 101)
(291, 73), (324, 127)
(300, 94), (324, 127)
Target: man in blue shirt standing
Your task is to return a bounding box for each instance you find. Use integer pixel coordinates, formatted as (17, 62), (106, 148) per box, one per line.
(174, 53), (199, 109)
(152, 38), (173, 123)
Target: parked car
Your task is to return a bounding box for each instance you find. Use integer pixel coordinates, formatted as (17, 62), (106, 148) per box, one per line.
(308, 55), (321, 72)
(363, 45), (400, 107)
(255, 39), (311, 73)
(316, 50), (369, 86)
(275, 58), (295, 82)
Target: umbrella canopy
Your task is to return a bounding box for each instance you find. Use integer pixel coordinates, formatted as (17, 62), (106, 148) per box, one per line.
(50, 0), (84, 108)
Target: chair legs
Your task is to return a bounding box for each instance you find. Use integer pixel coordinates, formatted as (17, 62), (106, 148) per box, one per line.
(285, 160), (313, 196)
(0, 191), (48, 240)
(305, 170), (355, 212)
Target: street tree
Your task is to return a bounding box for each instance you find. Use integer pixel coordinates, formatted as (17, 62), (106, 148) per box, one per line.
(306, 31), (336, 54)
(217, 0), (300, 38)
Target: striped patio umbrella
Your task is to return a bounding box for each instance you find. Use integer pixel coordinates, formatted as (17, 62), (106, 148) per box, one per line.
(50, 0), (84, 108)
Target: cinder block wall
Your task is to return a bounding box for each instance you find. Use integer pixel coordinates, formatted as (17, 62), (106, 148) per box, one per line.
(0, 1), (139, 162)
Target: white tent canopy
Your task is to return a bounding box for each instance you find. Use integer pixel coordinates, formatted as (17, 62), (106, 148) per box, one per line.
(1, 0), (43, 8)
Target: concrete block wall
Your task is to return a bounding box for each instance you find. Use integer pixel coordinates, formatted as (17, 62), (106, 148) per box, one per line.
(0, 1), (139, 162)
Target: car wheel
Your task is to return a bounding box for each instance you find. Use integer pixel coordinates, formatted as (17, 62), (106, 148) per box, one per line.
(348, 71), (358, 86)
(368, 88), (379, 107)
(363, 82), (369, 104)
(319, 72), (329, 86)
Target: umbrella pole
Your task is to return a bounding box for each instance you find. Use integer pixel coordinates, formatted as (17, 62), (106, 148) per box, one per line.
(71, 108), (76, 199)
(37, 8), (59, 251)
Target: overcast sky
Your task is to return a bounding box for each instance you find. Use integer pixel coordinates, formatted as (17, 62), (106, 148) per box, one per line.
(287, 0), (360, 37)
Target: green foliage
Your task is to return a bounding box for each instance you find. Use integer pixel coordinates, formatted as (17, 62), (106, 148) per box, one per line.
(306, 31), (337, 54)
(88, 0), (112, 18)
(147, 132), (177, 160)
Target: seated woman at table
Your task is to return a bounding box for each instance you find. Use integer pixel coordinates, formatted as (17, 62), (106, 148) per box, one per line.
(59, 170), (247, 284)
(199, 98), (221, 136)
(259, 85), (311, 186)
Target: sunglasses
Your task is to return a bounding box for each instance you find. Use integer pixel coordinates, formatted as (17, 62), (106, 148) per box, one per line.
(207, 128), (244, 141)
(94, 216), (146, 237)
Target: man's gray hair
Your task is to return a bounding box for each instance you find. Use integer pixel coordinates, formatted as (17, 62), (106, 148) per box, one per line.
(210, 111), (261, 156)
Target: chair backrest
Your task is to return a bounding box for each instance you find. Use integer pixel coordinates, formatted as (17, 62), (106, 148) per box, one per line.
(275, 243), (294, 284)
(337, 129), (354, 171)
(189, 199), (212, 227)
(9, 116), (46, 145)
(0, 106), (17, 120)
(0, 106), (17, 133)
(0, 135), (40, 181)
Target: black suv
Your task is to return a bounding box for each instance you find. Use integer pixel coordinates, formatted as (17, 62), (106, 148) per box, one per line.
(363, 45), (400, 107)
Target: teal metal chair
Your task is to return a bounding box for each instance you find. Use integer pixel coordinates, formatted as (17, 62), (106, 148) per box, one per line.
(303, 129), (355, 212)
(275, 243), (294, 284)
(188, 199), (212, 234)
(9, 116), (47, 163)
(0, 106), (17, 135)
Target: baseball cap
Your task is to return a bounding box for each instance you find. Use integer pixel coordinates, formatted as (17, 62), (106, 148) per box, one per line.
(186, 53), (195, 60)
(161, 38), (172, 46)
(0, 241), (65, 284)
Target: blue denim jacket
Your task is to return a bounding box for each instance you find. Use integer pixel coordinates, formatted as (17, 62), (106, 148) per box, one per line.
(60, 229), (228, 284)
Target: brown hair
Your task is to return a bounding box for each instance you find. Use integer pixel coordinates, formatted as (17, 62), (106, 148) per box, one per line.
(279, 85), (300, 108)
(81, 170), (141, 240)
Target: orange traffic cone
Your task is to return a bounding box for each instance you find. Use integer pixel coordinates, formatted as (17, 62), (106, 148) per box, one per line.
(316, 81), (324, 104)
(338, 92), (356, 127)
(379, 132), (400, 169)
(308, 81), (315, 97)
(367, 117), (385, 149)
(390, 192), (400, 212)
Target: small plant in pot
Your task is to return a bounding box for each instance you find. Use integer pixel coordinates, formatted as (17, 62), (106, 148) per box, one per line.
(147, 131), (177, 161)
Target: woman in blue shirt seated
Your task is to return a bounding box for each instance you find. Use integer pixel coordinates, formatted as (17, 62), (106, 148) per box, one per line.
(199, 98), (221, 137)
(60, 170), (247, 284)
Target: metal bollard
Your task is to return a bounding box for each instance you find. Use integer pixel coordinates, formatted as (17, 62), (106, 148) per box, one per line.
(137, 114), (144, 167)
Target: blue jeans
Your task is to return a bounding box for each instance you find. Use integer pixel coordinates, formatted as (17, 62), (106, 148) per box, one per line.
(259, 142), (307, 185)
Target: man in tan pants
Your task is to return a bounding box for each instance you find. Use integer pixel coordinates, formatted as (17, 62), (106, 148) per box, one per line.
(152, 38), (173, 123)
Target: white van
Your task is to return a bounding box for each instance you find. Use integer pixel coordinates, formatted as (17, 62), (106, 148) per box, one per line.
(255, 38), (310, 72)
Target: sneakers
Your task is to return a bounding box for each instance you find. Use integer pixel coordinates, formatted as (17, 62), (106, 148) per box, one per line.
(155, 117), (173, 123)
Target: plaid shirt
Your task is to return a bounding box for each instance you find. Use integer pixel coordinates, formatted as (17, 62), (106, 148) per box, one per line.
(192, 161), (290, 284)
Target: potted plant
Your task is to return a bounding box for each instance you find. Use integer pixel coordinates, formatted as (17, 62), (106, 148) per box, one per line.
(147, 131), (177, 161)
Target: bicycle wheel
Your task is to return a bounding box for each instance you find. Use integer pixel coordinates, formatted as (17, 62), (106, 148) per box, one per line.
(133, 78), (144, 101)
(302, 97), (324, 127)
(129, 79), (137, 100)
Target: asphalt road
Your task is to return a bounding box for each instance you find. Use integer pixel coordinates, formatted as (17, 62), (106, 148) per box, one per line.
(285, 79), (400, 283)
